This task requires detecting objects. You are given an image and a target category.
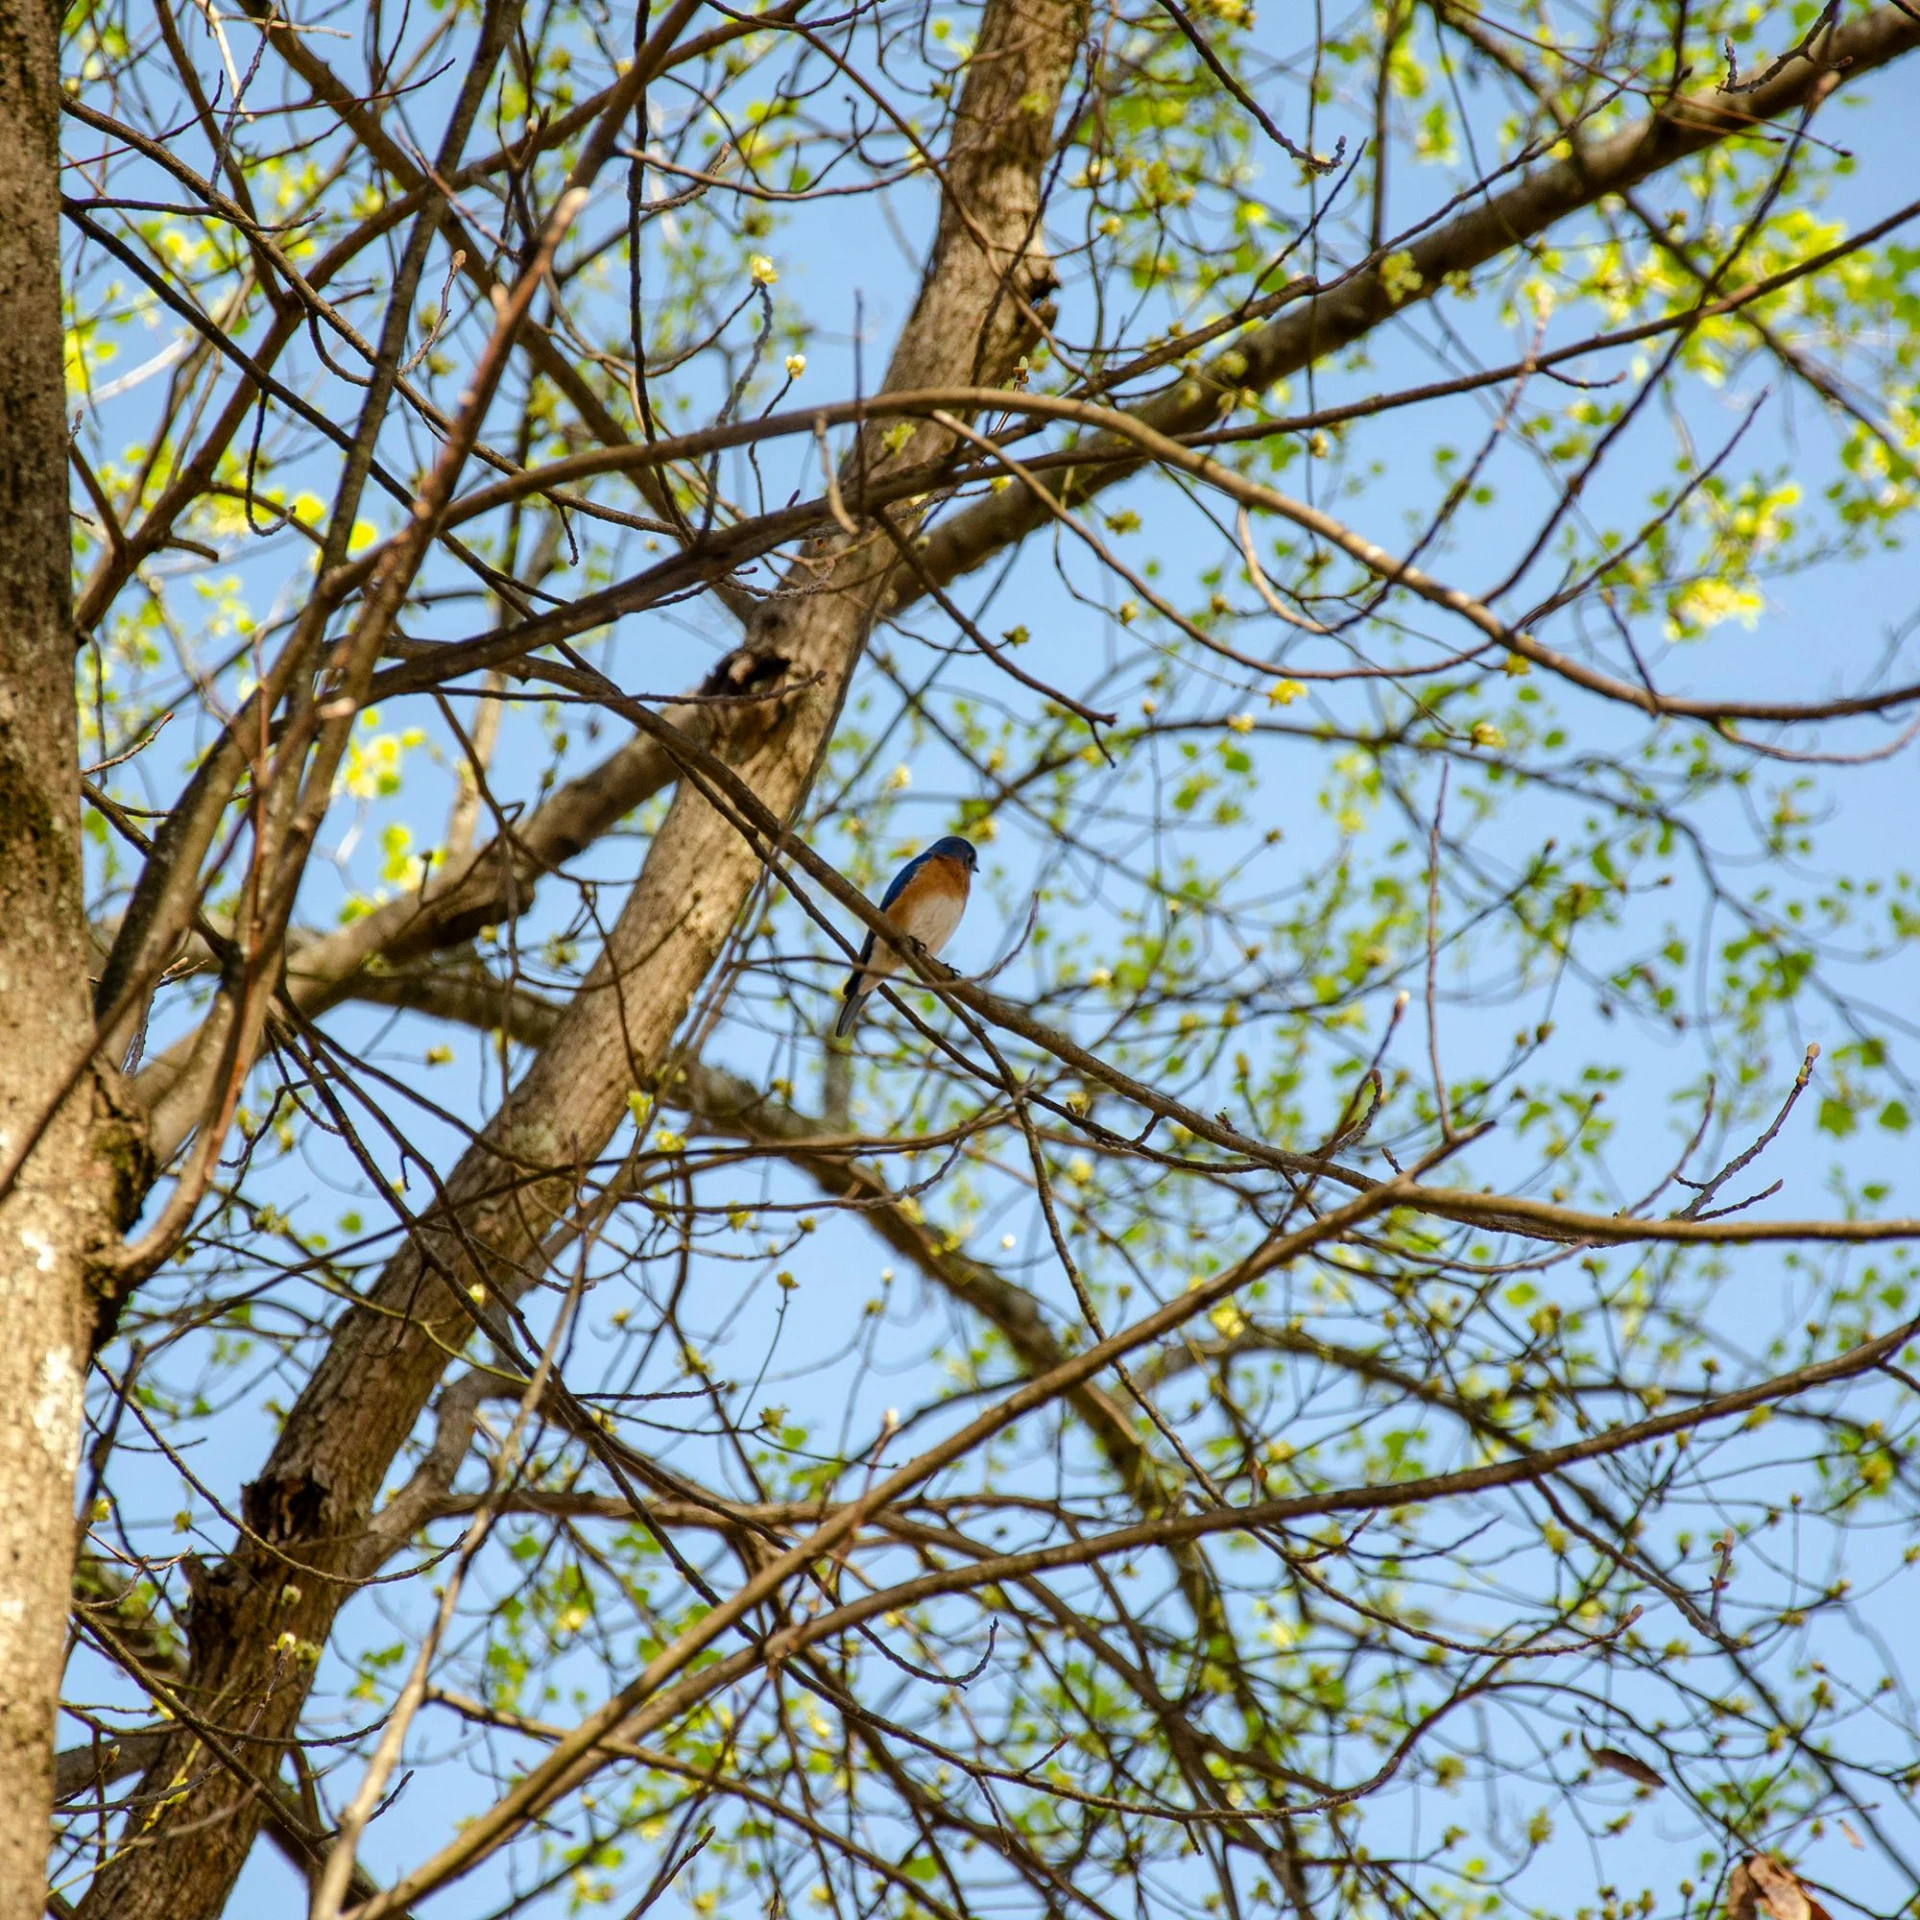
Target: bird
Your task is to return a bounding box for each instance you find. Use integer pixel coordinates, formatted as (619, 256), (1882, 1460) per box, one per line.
(835, 835), (979, 1037)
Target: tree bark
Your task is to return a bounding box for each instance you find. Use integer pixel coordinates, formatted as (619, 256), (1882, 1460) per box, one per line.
(77, 0), (1087, 1910)
(0, 0), (145, 1908)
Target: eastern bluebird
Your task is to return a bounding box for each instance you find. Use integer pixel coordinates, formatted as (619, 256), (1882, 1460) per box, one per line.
(835, 835), (979, 1037)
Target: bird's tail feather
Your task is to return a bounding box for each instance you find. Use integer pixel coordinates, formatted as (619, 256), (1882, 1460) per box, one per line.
(834, 973), (865, 1037)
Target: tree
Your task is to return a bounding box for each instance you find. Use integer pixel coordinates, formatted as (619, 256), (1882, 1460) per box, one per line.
(14, 0), (1920, 1911)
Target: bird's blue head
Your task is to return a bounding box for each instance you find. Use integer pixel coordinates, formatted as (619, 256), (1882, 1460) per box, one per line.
(926, 835), (979, 871)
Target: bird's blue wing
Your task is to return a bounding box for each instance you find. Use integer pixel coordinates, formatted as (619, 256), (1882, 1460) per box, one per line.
(877, 850), (929, 910)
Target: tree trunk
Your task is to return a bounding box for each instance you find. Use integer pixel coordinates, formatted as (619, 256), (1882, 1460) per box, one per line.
(0, 0), (144, 1909)
(77, 0), (1086, 1911)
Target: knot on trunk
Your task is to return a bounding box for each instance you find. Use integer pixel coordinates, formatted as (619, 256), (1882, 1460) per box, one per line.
(699, 644), (791, 703)
(242, 1468), (332, 1545)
